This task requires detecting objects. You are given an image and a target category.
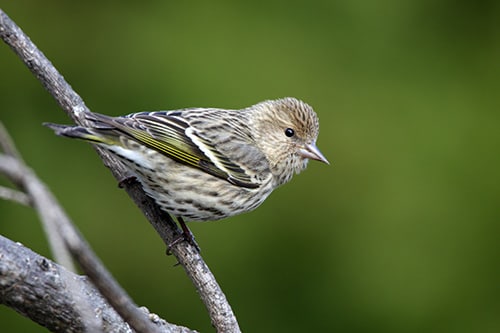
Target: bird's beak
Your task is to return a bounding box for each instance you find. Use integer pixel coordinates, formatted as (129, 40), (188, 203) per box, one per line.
(299, 143), (330, 165)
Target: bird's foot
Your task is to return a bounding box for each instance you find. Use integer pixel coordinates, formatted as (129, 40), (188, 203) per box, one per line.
(166, 217), (201, 255)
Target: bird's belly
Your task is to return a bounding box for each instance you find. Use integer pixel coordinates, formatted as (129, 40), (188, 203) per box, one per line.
(125, 155), (272, 222)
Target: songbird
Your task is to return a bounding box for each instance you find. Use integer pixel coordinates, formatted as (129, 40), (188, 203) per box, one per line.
(45, 97), (328, 247)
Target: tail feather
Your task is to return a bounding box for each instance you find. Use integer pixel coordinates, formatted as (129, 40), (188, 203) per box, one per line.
(43, 122), (113, 144)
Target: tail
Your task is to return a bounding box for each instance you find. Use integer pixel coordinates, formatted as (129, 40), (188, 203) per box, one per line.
(43, 122), (116, 145)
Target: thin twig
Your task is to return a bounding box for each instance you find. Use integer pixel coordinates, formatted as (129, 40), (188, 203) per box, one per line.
(0, 185), (30, 205)
(0, 121), (76, 273)
(0, 121), (23, 161)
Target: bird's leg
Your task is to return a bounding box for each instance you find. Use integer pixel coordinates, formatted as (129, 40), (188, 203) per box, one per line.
(166, 217), (201, 254)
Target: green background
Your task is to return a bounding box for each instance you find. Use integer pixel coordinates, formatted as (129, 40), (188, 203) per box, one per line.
(1, 1), (499, 332)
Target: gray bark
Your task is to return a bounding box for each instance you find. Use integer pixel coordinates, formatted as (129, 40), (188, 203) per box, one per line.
(0, 235), (193, 333)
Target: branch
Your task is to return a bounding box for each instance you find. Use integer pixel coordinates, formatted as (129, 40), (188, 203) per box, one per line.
(0, 8), (240, 332)
(0, 235), (194, 333)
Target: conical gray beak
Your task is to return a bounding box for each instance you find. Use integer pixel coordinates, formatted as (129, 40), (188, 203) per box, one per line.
(299, 142), (330, 165)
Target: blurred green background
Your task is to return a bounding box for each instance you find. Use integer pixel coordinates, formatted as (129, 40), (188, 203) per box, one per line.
(1, 1), (499, 332)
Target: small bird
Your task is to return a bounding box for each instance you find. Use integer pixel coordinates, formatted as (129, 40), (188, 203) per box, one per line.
(45, 97), (328, 247)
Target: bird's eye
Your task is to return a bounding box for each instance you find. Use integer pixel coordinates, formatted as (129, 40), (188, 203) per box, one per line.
(284, 128), (295, 137)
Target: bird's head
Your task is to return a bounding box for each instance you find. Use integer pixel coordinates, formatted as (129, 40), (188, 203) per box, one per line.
(251, 97), (329, 186)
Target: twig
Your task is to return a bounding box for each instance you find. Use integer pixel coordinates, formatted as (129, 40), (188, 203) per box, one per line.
(0, 122), (23, 161)
(0, 121), (76, 273)
(0, 8), (240, 332)
(0, 185), (30, 205)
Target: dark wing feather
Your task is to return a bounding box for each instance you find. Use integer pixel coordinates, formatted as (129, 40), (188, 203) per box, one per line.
(88, 111), (260, 189)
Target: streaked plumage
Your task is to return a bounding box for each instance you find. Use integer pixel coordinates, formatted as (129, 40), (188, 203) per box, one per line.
(45, 97), (328, 223)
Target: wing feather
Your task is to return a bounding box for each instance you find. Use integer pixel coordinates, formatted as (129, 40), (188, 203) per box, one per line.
(89, 111), (260, 189)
